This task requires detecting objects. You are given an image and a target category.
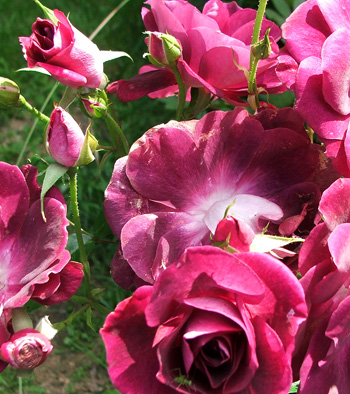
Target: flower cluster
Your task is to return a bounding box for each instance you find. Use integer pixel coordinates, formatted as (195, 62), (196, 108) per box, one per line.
(108, 0), (285, 104)
(2, 0), (350, 392)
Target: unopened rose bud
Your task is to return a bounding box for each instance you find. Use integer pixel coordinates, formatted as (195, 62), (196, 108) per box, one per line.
(144, 32), (182, 67)
(1, 329), (53, 370)
(80, 93), (107, 119)
(252, 28), (272, 60)
(47, 106), (98, 167)
(0, 77), (21, 109)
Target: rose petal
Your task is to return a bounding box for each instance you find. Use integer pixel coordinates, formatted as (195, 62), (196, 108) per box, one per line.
(100, 286), (177, 394)
(322, 29), (350, 115)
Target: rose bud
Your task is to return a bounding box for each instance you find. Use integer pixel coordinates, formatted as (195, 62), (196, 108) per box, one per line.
(0, 77), (21, 109)
(47, 106), (98, 167)
(252, 28), (272, 60)
(79, 93), (107, 119)
(1, 329), (53, 370)
(19, 9), (103, 89)
(144, 32), (182, 67)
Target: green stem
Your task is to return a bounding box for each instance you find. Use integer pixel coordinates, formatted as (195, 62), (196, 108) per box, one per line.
(18, 95), (50, 123)
(248, 58), (260, 110)
(53, 304), (90, 331)
(104, 113), (129, 154)
(171, 66), (187, 121)
(248, 0), (269, 104)
(68, 168), (91, 296)
(97, 144), (114, 151)
(70, 296), (112, 315)
(91, 301), (113, 315)
(88, 0), (131, 41)
(16, 82), (58, 166)
(249, 0), (269, 72)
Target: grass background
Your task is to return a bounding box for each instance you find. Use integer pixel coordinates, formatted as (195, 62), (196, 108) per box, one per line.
(0, 0), (300, 392)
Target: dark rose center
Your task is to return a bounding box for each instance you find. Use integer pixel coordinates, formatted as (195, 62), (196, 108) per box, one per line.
(15, 343), (42, 369)
(33, 21), (56, 50)
(201, 339), (231, 367)
(187, 331), (248, 390)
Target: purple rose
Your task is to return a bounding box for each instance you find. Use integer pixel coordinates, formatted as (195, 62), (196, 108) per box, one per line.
(277, 0), (350, 176)
(19, 10), (103, 89)
(104, 107), (331, 288)
(1, 328), (53, 370)
(101, 246), (307, 394)
(108, 0), (284, 104)
(0, 162), (83, 309)
(47, 106), (97, 167)
(292, 178), (350, 393)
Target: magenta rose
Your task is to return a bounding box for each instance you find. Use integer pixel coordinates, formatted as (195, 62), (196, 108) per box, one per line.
(46, 106), (97, 167)
(101, 246), (307, 394)
(277, 0), (350, 176)
(1, 328), (53, 370)
(47, 107), (85, 167)
(104, 106), (333, 289)
(19, 9), (103, 89)
(0, 314), (11, 373)
(0, 162), (83, 309)
(108, 0), (284, 105)
(291, 178), (350, 393)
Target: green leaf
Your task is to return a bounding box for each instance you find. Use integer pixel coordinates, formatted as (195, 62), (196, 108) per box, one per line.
(16, 66), (51, 76)
(100, 50), (133, 63)
(67, 233), (92, 255)
(74, 128), (98, 167)
(91, 288), (105, 297)
(289, 380), (300, 393)
(53, 308), (78, 331)
(33, 0), (59, 24)
(271, 0), (291, 19)
(40, 163), (68, 221)
(86, 307), (95, 331)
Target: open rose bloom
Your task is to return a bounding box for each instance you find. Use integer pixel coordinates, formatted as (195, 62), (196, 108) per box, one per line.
(277, 0), (350, 176)
(290, 178), (350, 393)
(108, 0), (285, 104)
(104, 106), (335, 288)
(101, 246), (307, 394)
(0, 162), (83, 309)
